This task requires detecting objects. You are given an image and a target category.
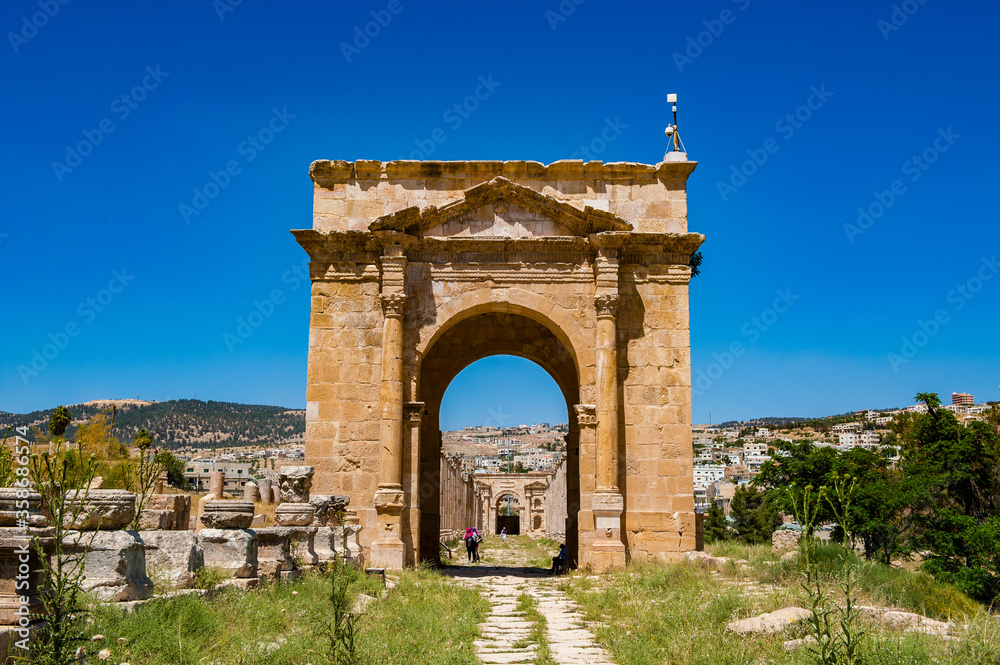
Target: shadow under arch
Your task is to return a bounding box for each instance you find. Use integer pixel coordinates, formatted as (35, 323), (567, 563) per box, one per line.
(415, 309), (580, 567)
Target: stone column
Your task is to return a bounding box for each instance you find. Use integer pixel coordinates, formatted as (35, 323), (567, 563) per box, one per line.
(591, 236), (626, 570)
(371, 245), (407, 569)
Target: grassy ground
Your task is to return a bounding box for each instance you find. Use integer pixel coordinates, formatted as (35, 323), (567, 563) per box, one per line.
(83, 565), (488, 665)
(559, 541), (1000, 665)
(444, 535), (561, 569)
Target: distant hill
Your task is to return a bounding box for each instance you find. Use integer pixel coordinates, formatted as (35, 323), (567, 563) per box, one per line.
(0, 399), (304, 450)
(717, 412), (864, 429)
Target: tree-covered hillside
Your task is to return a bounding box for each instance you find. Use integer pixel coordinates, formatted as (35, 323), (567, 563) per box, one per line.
(0, 399), (304, 449)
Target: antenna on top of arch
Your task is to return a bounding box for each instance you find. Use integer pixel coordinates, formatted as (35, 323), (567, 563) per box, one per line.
(664, 93), (688, 161)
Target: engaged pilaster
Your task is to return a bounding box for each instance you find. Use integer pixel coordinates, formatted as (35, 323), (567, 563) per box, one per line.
(592, 235), (626, 570)
(371, 246), (407, 569)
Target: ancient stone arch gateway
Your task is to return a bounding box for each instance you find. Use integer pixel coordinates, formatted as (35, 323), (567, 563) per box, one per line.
(293, 159), (703, 571)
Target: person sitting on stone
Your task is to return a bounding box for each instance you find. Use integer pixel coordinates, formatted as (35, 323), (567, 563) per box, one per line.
(551, 543), (567, 574)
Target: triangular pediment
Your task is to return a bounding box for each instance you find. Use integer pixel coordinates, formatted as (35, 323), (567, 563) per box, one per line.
(369, 176), (633, 238)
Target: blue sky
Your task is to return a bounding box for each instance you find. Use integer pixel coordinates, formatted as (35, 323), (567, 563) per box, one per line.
(1, 1), (997, 426)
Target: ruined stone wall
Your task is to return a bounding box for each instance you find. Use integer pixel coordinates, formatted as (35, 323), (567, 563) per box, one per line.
(545, 456), (568, 539)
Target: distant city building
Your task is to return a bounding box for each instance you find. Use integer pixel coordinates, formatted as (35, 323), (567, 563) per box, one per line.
(693, 464), (726, 486)
(952, 392), (974, 406)
(184, 460), (254, 495)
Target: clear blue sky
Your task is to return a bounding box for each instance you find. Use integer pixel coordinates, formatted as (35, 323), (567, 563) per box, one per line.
(2, 1), (997, 424)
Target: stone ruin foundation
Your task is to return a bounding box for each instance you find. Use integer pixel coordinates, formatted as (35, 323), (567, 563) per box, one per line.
(0, 466), (362, 662)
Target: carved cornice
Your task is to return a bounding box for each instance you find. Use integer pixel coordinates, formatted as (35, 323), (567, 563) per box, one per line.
(574, 404), (597, 427)
(291, 229), (705, 283)
(309, 159), (698, 187)
(379, 293), (407, 318)
(594, 294), (620, 319)
(368, 176), (634, 236)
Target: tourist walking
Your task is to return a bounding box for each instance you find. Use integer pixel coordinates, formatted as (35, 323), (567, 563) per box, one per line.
(472, 527), (482, 562)
(465, 527), (476, 562)
(500, 526), (507, 542)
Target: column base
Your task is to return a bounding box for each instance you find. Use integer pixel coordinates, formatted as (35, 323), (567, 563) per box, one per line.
(371, 487), (406, 570)
(590, 491), (626, 572)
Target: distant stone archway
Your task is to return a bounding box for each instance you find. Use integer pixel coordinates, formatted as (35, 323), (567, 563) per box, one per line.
(294, 159), (704, 570)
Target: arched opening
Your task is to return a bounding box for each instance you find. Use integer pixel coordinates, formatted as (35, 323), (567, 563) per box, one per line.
(415, 310), (580, 566)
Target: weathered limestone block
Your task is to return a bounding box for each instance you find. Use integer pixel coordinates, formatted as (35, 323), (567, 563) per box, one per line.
(200, 501), (255, 529)
(66, 530), (152, 602)
(313, 526), (337, 565)
(64, 490), (136, 530)
(257, 478), (273, 504)
(0, 490), (47, 528)
(146, 494), (191, 530)
(772, 529), (802, 556)
(140, 530), (203, 589)
(253, 527), (294, 579)
(727, 607), (811, 634)
(309, 494), (350, 526)
(287, 527), (318, 567)
(278, 466), (314, 503)
(274, 502), (315, 527)
(197, 529), (257, 578)
(195, 471), (225, 532)
(343, 511), (363, 564)
(138, 509), (174, 530)
(243, 481), (260, 502)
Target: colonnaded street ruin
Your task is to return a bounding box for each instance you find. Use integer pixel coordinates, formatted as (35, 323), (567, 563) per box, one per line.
(293, 158), (704, 570)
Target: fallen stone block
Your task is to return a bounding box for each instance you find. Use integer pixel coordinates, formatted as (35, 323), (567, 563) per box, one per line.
(140, 530), (203, 589)
(200, 500), (255, 529)
(66, 530), (153, 602)
(726, 607), (812, 634)
(254, 527), (294, 580)
(64, 490), (136, 530)
(197, 529), (257, 578)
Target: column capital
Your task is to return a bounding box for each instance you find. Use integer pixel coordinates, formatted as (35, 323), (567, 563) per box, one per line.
(594, 294), (620, 319)
(380, 293), (407, 318)
(574, 404), (597, 428)
(403, 402), (425, 423)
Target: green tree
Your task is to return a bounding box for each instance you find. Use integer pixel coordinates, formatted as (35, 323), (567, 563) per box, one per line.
(730, 485), (780, 545)
(901, 395), (1000, 603)
(48, 405), (72, 439)
(155, 450), (190, 489)
(703, 502), (729, 543)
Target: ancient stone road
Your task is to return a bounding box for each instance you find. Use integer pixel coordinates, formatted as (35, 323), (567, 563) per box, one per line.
(444, 543), (616, 665)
